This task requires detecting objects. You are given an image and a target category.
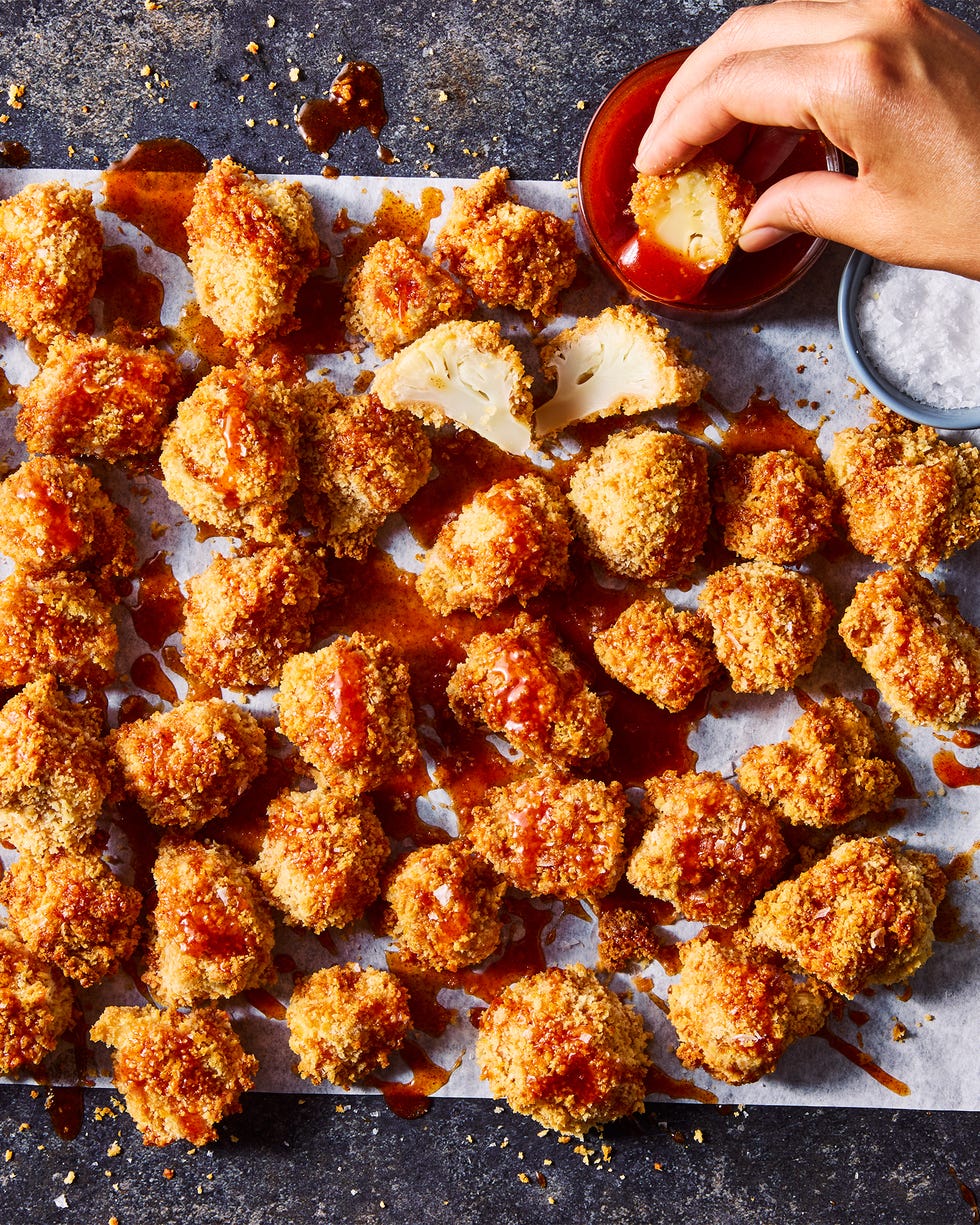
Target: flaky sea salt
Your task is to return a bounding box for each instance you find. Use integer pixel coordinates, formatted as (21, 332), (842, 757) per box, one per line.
(856, 262), (980, 410)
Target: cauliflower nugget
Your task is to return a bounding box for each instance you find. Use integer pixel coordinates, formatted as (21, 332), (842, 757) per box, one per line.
(476, 964), (650, 1136)
(434, 166), (577, 318)
(186, 156), (319, 347)
(737, 697), (900, 828)
(0, 928), (73, 1075)
(255, 787), (389, 931)
(699, 561), (833, 693)
(0, 180), (102, 343)
(626, 771), (788, 926)
(567, 427), (709, 584)
(111, 699), (267, 831)
(447, 613), (610, 766)
(286, 964), (411, 1087)
(0, 849), (141, 988)
(750, 836), (946, 998)
(839, 567), (980, 728)
(17, 335), (185, 460)
(417, 474), (572, 617)
(90, 1004), (257, 1147)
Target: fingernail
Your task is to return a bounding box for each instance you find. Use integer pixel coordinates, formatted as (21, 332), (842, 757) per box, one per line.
(739, 224), (795, 252)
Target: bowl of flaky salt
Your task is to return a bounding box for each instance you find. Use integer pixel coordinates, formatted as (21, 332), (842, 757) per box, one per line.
(838, 249), (980, 429)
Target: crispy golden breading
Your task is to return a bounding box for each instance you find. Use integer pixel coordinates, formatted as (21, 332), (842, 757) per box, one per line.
(278, 633), (418, 794)
(298, 385), (431, 559)
(181, 544), (324, 690)
(417, 474), (572, 617)
(0, 180), (102, 343)
(255, 787), (389, 931)
(0, 849), (141, 988)
(668, 927), (829, 1086)
(712, 450), (835, 564)
(186, 156), (319, 347)
(160, 365), (301, 543)
(567, 427), (709, 584)
(447, 613), (610, 766)
(839, 567), (980, 728)
(434, 166), (577, 318)
(384, 841), (506, 971)
(145, 836), (276, 1008)
(90, 1004), (257, 1147)
(627, 771), (788, 926)
(286, 964), (411, 1087)
(750, 836), (946, 998)
(699, 560), (834, 693)
(111, 699), (267, 831)
(475, 964), (650, 1136)
(737, 697), (900, 827)
(826, 423), (980, 571)
(17, 335), (185, 460)
(593, 596), (719, 712)
(467, 767), (626, 900)
(0, 927), (73, 1075)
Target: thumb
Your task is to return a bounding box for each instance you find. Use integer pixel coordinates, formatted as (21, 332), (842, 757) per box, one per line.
(739, 168), (865, 252)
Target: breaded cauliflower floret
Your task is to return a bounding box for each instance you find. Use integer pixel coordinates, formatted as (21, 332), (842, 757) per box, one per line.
(476, 964), (650, 1136)
(17, 335), (185, 460)
(371, 319), (534, 455)
(737, 697), (901, 827)
(447, 613), (610, 766)
(0, 180), (102, 343)
(567, 426), (710, 584)
(699, 561), (834, 693)
(627, 771), (788, 927)
(255, 787), (389, 932)
(0, 573), (118, 690)
(110, 699), (267, 831)
(186, 156), (319, 347)
(750, 836), (946, 998)
(286, 964), (411, 1087)
(0, 928), (73, 1075)
(90, 1004), (257, 1147)
(0, 849), (141, 988)
(839, 566), (980, 728)
(536, 305), (709, 437)
(434, 166), (577, 318)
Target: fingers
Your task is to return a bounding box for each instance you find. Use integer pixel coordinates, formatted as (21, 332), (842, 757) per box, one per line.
(738, 168), (865, 251)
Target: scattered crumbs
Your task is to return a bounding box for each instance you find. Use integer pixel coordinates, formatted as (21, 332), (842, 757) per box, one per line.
(548, 1197), (556, 1205)
(379, 1202), (386, 1210)
(601, 1144), (613, 1161)
(17, 1123), (29, 1133)
(654, 1162), (663, 1171)
(518, 1173), (530, 1184)
(246, 41), (260, 54)
(3, 1150), (11, 1162)
(542, 1159), (553, 1167)
(140, 65), (151, 78)
(54, 1195), (68, 1210)
(163, 1169), (174, 1180)
(106, 1143), (121, 1160)
(893, 1021), (908, 1042)
(465, 1134), (473, 1143)
(693, 1129), (704, 1144)
(266, 14), (276, 27)
(7, 83), (24, 109)
(500, 1138), (509, 1149)
(437, 90), (448, 102)
(925, 1014), (935, 1022)
(30, 1091), (38, 1100)
(241, 73), (251, 82)
(289, 67), (301, 83)
(63, 1172), (76, 1185)
(190, 100), (199, 109)
(575, 100), (585, 109)
(246, 119), (256, 128)
(797, 364), (806, 374)
(110, 1218), (120, 1225)
(493, 1106), (504, 1114)
(267, 119), (280, 127)
(751, 323), (762, 333)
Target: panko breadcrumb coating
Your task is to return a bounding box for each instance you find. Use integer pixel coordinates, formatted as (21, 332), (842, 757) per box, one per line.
(90, 1004), (257, 1147)
(668, 927), (829, 1086)
(181, 544), (324, 690)
(0, 674), (110, 853)
(826, 423), (980, 572)
(385, 841), (506, 971)
(699, 561), (834, 693)
(145, 836), (275, 1008)
(467, 767), (627, 900)
(447, 613), (610, 766)
(712, 450), (835, 563)
(0, 180), (102, 343)
(17, 335), (185, 460)
(186, 156), (319, 347)
(255, 787), (389, 931)
(737, 697), (900, 827)
(417, 474), (572, 617)
(567, 426), (709, 584)
(750, 836), (947, 998)
(286, 964), (411, 1087)
(0, 849), (141, 988)
(278, 633), (418, 794)
(160, 364), (301, 543)
(0, 928), (73, 1075)
(476, 964), (650, 1135)
(839, 566), (980, 728)
(593, 596), (719, 712)
(434, 166), (577, 318)
(627, 771), (788, 926)
(110, 699), (267, 831)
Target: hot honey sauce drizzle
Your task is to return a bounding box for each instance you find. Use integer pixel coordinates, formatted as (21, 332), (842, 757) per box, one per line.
(818, 1028), (911, 1096)
(370, 1039), (459, 1120)
(101, 139), (208, 260)
(933, 749), (980, 788)
(717, 390), (823, 462)
(297, 61), (395, 173)
(130, 551), (184, 650)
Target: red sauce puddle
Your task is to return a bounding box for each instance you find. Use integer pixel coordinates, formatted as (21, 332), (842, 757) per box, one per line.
(101, 138), (208, 259)
(818, 1028), (910, 1096)
(297, 61), (394, 173)
(130, 551), (184, 650)
(934, 749), (980, 788)
(645, 1063), (718, 1105)
(717, 390), (822, 463)
(371, 1039), (457, 1119)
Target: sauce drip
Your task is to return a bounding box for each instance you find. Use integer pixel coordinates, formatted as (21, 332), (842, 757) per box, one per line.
(949, 1166), (980, 1224)
(818, 1028), (910, 1096)
(102, 139), (208, 259)
(934, 749), (980, 788)
(243, 988), (287, 1021)
(0, 140), (30, 167)
(97, 244), (165, 333)
(645, 1063), (718, 1105)
(129, 653), (179, 705)
(297, 62), (394, 170)
(719, 391), (823, 463)
(130, 551), (184, 650)
(372, 1040), (456, 1119)
(47, 1085), (85, 1141)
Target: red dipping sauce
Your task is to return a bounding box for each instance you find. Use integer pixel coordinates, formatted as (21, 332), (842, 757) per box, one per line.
(578, 49), (843, 319)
